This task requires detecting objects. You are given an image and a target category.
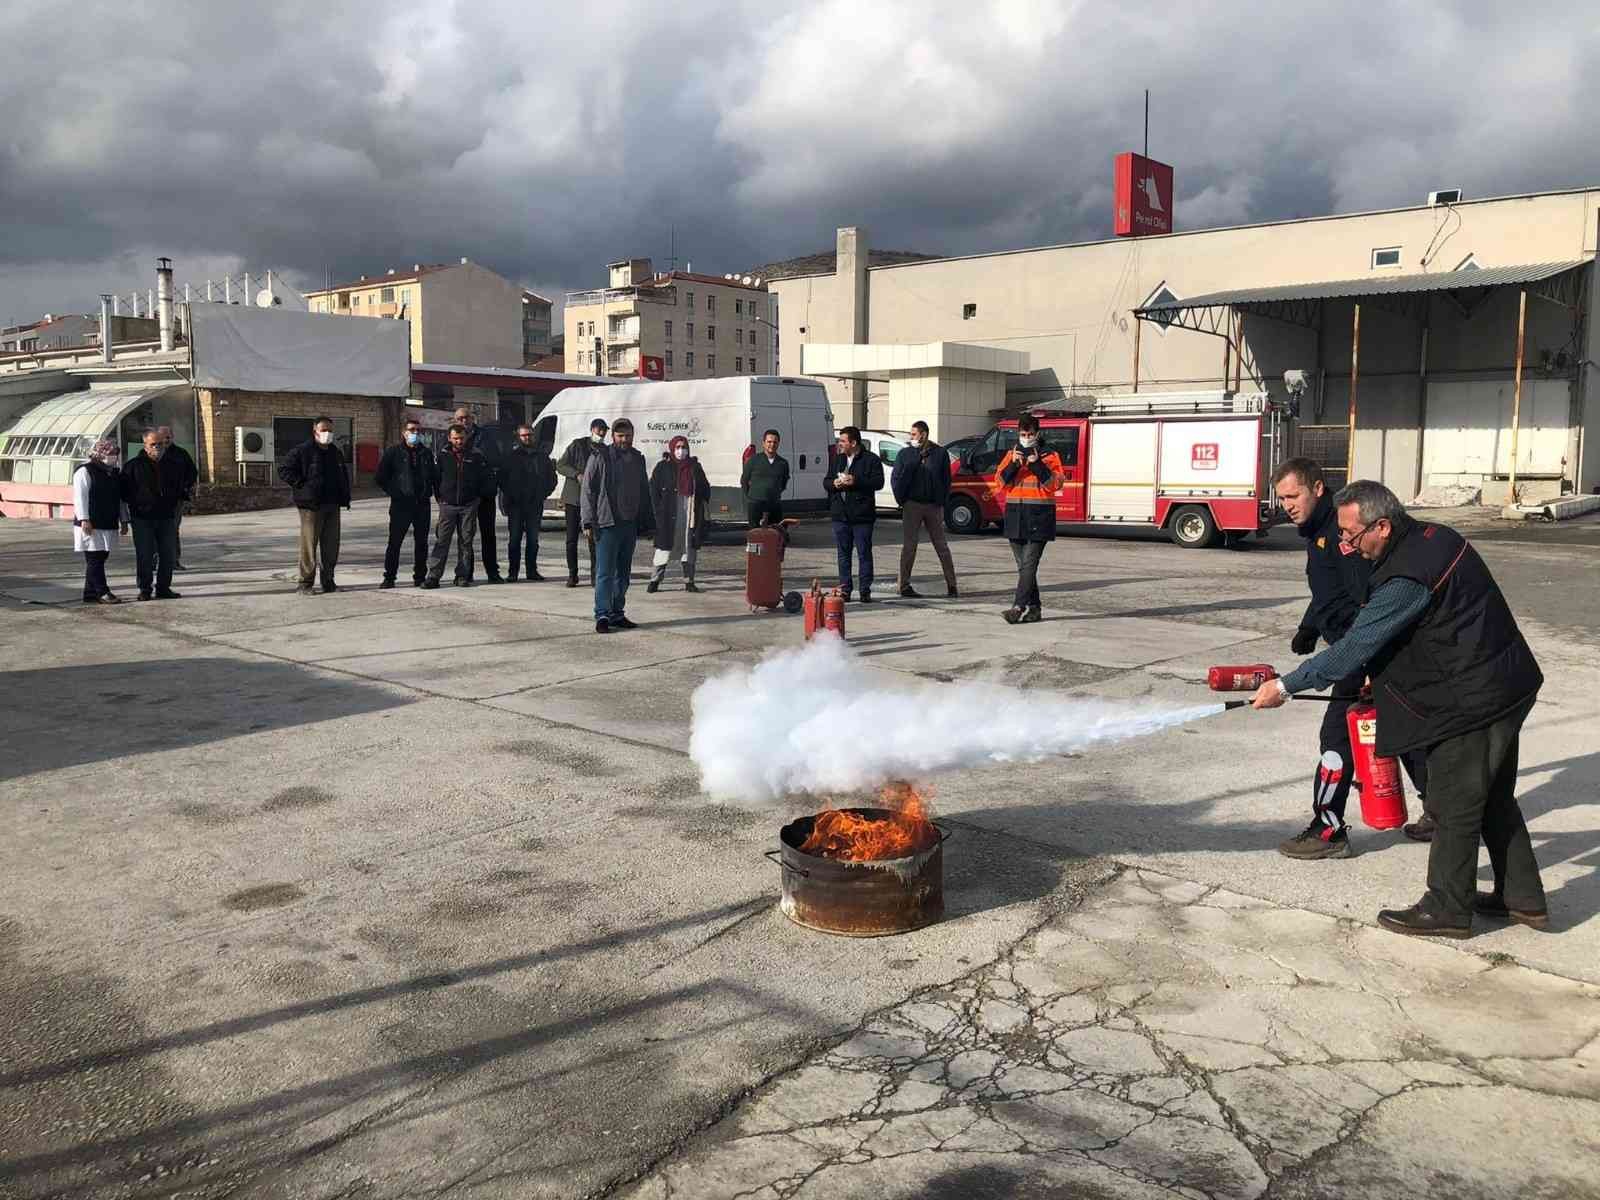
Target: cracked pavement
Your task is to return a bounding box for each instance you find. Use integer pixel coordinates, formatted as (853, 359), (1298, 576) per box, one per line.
(621, 868), (1600, 1200)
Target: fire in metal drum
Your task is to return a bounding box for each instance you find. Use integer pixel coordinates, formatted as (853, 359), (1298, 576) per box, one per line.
(774, 808), (945, 936)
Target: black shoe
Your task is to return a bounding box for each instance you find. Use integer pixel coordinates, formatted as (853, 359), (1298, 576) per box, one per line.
(646, 579), (660, 593)
(506, 573), (518, 583)
(422, 579), (440, 590)
(1002, 607), (1023, 624)
(1473, 892), (1549, 930)
(567, 574), (579, 588)
(1403, 813), (1436, 842)
(840, 586), (853, 603)
(1376, 902), (1472, 940)
(155, 589), (181, 599)
(859, 591), (873, 604)
(97, 593), (123, 605)
(138, 591), (154, 602)
(412, 579), (425, 588)
(529, 571), (546, 582)
(595, 618), (611, 634)
(947, 586), (959, 598)
(1020, 606), (1042, 623)
(684, 580), (700, 593)
(486, 574), (506, 585)
(1277, 819), (1352, 860)
(295, 584), (314, 595)
(899, 585), (921, 598)
(611, 615), (638, 630)
(319, 582), (338, 594)
(379, 578), (396, 590)
(172, 562), (188, 572)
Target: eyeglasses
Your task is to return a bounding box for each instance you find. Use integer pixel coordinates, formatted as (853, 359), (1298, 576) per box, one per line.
(1340, 520), (1376, 546)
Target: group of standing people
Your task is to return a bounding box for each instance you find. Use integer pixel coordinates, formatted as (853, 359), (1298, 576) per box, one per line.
(71, 426), (196, 604)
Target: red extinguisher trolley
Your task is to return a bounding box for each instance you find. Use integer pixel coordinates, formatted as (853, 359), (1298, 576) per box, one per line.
(746, 521), (803, 614)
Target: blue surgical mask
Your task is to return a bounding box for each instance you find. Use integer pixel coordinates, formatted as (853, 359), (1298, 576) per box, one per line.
(405, 432), (420, 446)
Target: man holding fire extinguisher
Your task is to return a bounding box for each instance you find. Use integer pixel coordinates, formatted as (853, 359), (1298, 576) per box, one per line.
(1252, 481), (1547, 940)
(1271, 458), (1429, 861)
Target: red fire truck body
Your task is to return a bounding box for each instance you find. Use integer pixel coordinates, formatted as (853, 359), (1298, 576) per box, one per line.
(945, 391), (1287, 548)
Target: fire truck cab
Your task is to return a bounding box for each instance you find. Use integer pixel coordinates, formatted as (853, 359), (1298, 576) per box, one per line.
(945, 391), (1287, 548)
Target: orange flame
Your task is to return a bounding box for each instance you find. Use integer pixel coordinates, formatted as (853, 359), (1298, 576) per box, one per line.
(799, 781), (937, 862)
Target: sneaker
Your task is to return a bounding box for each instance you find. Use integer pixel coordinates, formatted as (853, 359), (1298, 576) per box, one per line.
(1403, 813), (1436, 842)
(611, 615), (638, 630)
(1277, 819), (1353, 860)
(1020, 606), (1042, 623)
(154, 589), (182, 600)
(379, 578), (396, 590)
(99, 593), (124, 605)
(595, 618), (612, 634)
(899, 585), (921, 598)
(646, 579), (660, 593)
(1002, 607), (1023, 624)
(1472, 891), (1549, 930)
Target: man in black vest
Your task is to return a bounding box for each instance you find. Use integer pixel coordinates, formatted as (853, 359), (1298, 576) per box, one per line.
(454, 406), (506, 583)
(1271, 458), (1428, 860)
(120, 428), (188, 600)
(375, 417), (439, 588)
(1253, 480), (1546, 939)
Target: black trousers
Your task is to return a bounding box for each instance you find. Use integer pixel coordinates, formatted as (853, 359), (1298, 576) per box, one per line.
(1009, 538), (1046, 609)
(1316, 675), (1431, 828)
(83, 550), (110, 599)
(1424, 695), (1544, 921)
(748, 499), (783, 528)
(506, 504), (541, 577)
(384, 502), (430, 583)
(565, 503), (595, 579)
(131, 516), (177, 595)
(477, 492), (500, 578)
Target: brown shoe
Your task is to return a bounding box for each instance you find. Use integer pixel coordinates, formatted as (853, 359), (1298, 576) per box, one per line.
(1473, 892), (1549, 930)
(1403, 813), (1436, 842)
(1002, 607), (1024, 624)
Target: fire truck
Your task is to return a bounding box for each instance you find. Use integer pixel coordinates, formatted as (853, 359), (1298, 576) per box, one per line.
(945, 390), (1289, 548)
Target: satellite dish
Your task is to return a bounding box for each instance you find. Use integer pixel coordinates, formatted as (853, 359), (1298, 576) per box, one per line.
(741, 275), (753, 286)
(255, 289), (281, 307)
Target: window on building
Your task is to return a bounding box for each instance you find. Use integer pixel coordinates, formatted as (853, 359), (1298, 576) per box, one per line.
(735, 357), (743, 372)
(664, 320), (673, 339)
(665, 350), (673, 368)
(687, 323), (695, 341)
(685, 351), (695, 371)
(1371, 246), (1401, 269)
(963, 303), (977, 320)
(381, 287), (395, 302)
(707, 325), (715, 341)
(735, 299), (743, 316)
(707, 295), (715, 314)
(707, 354), (716, 372)
(685, 291), (694, 310)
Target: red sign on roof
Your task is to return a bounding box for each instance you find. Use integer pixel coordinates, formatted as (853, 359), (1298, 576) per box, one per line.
(1114, 152), (1174, 237)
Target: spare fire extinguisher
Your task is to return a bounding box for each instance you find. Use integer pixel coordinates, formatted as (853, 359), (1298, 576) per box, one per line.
(1345, 701), (1407, 830)
(803, 579), (847, 641)
(1207, 664), (1277, 691)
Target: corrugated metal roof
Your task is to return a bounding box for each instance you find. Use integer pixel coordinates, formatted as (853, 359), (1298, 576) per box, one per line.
(1138, 260), (1591, 313)
(0, 384), (182, 459)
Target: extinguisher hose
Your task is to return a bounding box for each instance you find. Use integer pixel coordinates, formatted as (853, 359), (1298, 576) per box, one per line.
(1222, 695), (1336, 711)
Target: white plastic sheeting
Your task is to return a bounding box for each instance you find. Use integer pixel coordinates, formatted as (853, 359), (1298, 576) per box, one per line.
(188, 305), (409, 397)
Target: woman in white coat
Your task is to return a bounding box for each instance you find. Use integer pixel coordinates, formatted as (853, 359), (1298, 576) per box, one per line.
(74, 438), (130, 604)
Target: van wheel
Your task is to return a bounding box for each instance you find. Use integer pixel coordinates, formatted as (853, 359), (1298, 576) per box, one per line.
(946, 496), (982, 534)
(1169, 504), (1219, 549)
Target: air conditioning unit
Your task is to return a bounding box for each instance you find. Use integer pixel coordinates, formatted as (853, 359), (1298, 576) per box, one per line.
(235, 425), (274, 463)
(1428, 188), (1463, 207)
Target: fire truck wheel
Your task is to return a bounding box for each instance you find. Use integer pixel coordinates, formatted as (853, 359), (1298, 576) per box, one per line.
(945, 496), (982, 535)
(1169, 504), (1220, 549)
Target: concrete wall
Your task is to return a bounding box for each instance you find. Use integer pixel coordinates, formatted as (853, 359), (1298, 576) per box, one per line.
(418, 263), (524, 368)
(197, 389), (401, 486)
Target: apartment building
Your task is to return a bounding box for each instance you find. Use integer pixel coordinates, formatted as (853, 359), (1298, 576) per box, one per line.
(563, 258), (773, 381)
(522, 290), (554, 364)
(304, 258), (524, 367)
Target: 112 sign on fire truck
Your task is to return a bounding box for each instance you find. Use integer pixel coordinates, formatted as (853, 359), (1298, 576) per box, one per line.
(943, 391), (1289, 548)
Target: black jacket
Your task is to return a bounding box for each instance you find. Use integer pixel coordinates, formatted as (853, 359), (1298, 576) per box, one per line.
(167, 443), (198, 500)
(1366, 516), (1543, 755)
(1296, 491), (1371, 645)
(464, 423), (504, 490)
(740, 451), (790, 504)
(78, 461), (123, 528)
(499, 443), (558, 512)
(435, 446), (493, 507)
(890, 441), (951, 506)
(823, 449), (884, 524)
(120, 450), (191, 519)
(278, 440), (352, 510)
(375, 442), (438, 506)
(650, 456), (711, 551)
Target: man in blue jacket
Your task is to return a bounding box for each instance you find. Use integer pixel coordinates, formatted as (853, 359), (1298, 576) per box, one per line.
(891, 420), (958, 598)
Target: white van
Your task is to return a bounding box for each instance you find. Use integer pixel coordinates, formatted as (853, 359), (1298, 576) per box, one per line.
(536, 376), (835, 522)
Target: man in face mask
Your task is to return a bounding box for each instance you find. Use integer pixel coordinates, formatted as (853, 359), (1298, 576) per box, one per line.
(557, 418), (608, 587)
(120, 429), (188, 600)
(156, 426), (197, 570)
(500, 423), (558, 582)
(375, 418), (439, 588)
(890, 419), (958, 598)
(278, 418), (352, 594)
(992, 414), (1065, 624)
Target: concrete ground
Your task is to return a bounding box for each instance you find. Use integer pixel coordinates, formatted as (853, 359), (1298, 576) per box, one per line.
(1, 501), (1597, 1199)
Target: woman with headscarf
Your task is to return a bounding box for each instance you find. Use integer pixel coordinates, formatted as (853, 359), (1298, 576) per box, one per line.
(73, 438), (130, 604)
(647, 434), (710, 593)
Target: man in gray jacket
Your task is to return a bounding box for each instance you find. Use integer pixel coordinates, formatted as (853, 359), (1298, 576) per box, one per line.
(581, 417), (654, 633)
(557, 418), (607, 588)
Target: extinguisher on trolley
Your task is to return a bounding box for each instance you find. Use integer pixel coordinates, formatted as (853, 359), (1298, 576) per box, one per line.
(1345, 699), (1408, 830)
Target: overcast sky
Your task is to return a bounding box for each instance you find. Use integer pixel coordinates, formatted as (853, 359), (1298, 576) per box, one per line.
(4, 0), (1598, 324)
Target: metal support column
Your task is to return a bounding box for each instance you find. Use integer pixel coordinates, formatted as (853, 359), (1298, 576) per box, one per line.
(1233, 311), (1244, 392)
(1131, 315), (1142, 393)
(1347, 304), (1361, 479)
(1508, 288), (1528, 503)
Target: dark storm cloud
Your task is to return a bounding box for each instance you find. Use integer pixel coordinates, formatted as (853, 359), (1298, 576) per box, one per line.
(3, 0), (1598, 318)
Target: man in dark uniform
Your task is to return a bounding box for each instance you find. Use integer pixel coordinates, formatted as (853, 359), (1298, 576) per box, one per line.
(375, 417), (439, 588)
(1271, 458), (1428, 860)
(454, 406), (505, 583)
(557, 418), (608, 588)
(1254, 481), (1547, 939)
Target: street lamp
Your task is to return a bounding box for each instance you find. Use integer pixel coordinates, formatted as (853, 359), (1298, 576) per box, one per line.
(750, 313), (778, 375)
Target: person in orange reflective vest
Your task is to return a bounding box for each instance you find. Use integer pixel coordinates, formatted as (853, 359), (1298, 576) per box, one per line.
(991, 414), (1066, 624)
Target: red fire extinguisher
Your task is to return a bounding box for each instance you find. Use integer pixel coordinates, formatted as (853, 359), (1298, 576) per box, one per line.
(1345, 701), (1407, 829)
(803, 580), (847, 641)
(1207, 664), (1277, 691)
